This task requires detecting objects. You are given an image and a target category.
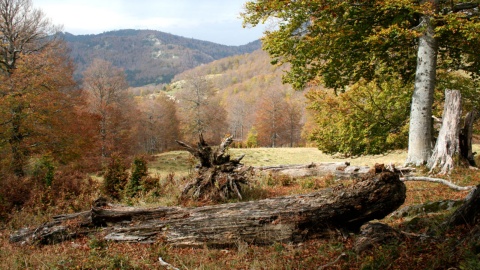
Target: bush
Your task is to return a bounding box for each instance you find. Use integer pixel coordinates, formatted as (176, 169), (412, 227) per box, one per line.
(125, 156), (148, 198)
(0, 175), (33, 221)
(306, 76), (411, 156)
(245, 127), (258, 148)
(103, 155), (129, 200)
(27, 155), (55, 187)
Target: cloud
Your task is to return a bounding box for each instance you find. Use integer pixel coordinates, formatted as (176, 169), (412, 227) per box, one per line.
(34, 0), (263, 45)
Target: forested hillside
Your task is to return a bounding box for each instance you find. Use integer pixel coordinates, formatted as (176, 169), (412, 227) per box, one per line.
(134, 49), (308, 148)
(61, 29), (261, 86)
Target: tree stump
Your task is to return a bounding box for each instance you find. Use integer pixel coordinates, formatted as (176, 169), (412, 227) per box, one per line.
(427, 89), (462, 174)
(176, 134), (251, 201)
(10, 171), (406, 247)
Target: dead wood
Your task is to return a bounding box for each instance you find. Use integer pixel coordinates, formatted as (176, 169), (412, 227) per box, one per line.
(400, 176), (474, 191)
(460, 110), (479, 167)
(354, 222), (406, 253)
(10, 171), (406, 247)
(427, 89), (462, 174)
(256, 162), (414, 180)
(176, 134), (251, 201)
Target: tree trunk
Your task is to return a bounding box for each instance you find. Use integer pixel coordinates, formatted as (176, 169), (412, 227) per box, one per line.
(10, 171), (406, 247)
(460, 110), (478, 166)
(427, 89), (462, 174)
(255, 162), (414, 180)
(406, 14), (438, 166)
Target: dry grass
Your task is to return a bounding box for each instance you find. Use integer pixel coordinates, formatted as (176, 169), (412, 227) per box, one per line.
(148, 147), (412, 177)
(230, 147), (408, 167)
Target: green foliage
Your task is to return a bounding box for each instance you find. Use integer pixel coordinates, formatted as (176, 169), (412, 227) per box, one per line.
(103, 155), (129, 200)
(307, 77), (411, 156)
(436, 70), (480, 113)
(245, 127), (258, 148)
(125, 156), (149, 198)
(32, 155), (55, 187)
(242, 1), (480, 90)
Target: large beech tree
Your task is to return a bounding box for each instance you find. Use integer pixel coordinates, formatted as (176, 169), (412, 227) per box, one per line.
(242, 0), (480, 165)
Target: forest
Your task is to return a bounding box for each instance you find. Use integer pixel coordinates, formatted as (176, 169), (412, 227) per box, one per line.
(1, 0), (480, 269)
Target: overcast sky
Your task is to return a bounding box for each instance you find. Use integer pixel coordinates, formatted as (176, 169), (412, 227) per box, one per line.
(34, 0), (266, 46)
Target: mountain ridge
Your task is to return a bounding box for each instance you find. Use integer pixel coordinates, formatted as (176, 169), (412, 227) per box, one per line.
(61, 29), (261, 87)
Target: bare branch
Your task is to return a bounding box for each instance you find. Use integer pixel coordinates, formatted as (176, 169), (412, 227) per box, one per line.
(400, 176), (474, 191)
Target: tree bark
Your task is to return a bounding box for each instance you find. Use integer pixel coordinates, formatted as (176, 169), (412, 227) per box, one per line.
(460, 110), (478, 166)
(427, 89), (462, 174)
(406, 13), (438, 166)
(10, 171), (406, 247)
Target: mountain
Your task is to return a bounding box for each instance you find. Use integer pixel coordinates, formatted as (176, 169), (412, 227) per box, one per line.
(61, 29), (261, 87)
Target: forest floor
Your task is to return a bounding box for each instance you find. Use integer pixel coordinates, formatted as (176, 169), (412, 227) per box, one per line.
(1, 147), (480, 269)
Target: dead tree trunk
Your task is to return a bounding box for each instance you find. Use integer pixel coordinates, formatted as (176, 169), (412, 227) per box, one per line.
(176, 134), (251, 201)
(427, 89), (462, 174)
(10, 171), (406, 247)
(460, 110), (478, 167)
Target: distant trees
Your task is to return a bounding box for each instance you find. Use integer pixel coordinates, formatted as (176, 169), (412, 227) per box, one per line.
(136, 93), (180, 154)
(171, 49), (307, 148)
(176, 73), (228, 144)
(254, 89), (304, 147)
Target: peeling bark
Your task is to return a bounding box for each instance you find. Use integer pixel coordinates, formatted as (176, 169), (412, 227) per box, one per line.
(427, 89), (462, 174)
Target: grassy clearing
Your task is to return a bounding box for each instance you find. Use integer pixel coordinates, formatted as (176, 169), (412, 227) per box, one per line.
(2, 146), (480, 269)
(149, 147), (412, 176)
(230, 147), (408, 167)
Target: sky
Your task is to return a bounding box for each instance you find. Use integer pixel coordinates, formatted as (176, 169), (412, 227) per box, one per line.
(34, 0), (266, 46)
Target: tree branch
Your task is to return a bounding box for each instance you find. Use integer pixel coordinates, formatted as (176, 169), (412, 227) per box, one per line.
(400, 176), (474, 191)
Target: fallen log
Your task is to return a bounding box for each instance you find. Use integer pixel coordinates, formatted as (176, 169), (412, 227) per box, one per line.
(255, 162), (414, 180)
(10, 171), (406, 247)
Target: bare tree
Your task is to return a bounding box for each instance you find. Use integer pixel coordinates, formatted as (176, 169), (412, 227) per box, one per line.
(284, 92), (305, 147)
(82, 59), (130, 158)
(177, 73), (228, 143)
(0, 0), (59, 74)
